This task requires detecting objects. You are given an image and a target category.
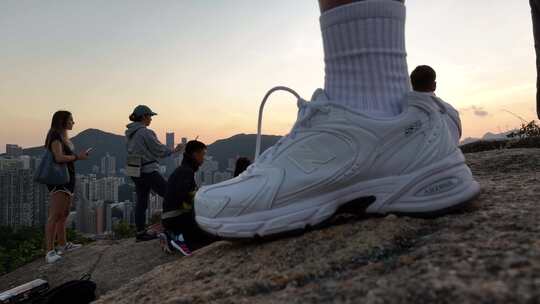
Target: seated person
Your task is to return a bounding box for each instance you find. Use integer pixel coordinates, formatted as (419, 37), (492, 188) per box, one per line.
(410, 65), (462, 145)
(160, 140), (207, 256)
(233, 157), (252, 177)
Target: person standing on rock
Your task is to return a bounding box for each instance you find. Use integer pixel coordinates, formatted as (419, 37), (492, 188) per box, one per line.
(193, 0), (480, 238)
(410, 65), (462, 145)
(160, 140), (209, 256)
(125, 105), (183, 242)
(45, 111), (90, 264)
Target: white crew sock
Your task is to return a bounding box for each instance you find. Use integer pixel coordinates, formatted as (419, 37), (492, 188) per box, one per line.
(320, 0), (410, 117)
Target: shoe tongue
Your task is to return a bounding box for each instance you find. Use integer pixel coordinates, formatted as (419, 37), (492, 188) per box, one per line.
(310, 88), (330, 102)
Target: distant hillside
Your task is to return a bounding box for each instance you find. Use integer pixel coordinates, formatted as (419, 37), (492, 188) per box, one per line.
(22, 129), (281, 174)
(207, 134), (281, 171)
(460, 136), (540, 154)
(459, 131), (513, 146)
(23, 129), (127, 175)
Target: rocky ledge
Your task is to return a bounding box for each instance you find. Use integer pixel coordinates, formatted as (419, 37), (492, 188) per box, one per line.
(2, 149), (539, 303)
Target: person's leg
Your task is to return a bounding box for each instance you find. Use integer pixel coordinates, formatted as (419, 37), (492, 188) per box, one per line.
(319, 0), (403, 12)
(56, 196), (71, 247)
(531, 0), (540, 119)
(319, 0), (409, 116)
(46, 192), (65, 252)
(167, 213), (195, 256)
(147, 172), (168, 198)
(55, 194), (71, 247)
(133, 177), (151, 233)
(182, 211), (216, 250)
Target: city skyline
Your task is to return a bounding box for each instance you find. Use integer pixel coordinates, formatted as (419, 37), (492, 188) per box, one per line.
(0, 144), (236, 232)
(0, 0), (537, 153)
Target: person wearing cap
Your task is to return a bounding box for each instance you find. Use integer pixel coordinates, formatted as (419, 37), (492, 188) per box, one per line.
(125, 105), (183, 242)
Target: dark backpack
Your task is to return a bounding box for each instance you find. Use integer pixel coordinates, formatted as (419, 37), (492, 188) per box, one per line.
(37, 274), (96, 304)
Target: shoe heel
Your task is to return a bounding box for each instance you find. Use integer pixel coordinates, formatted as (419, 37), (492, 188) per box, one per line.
(374, 161), (480, 215)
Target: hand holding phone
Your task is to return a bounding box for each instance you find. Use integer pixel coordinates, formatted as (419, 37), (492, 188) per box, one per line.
(85, 147), (94, 154)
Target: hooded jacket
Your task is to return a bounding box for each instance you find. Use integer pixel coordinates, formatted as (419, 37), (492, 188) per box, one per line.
(125, 122), (173, 174)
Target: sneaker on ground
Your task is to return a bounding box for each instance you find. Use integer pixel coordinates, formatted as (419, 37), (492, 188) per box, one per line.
(169, 234), (192, 256)
(136, 231), (157, 242)
(56, 242), (82, 255)
(195, 87), (480, 238)
(46, 250), (62, 264)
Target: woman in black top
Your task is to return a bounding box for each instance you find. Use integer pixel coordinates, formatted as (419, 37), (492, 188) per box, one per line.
(44, 111), (90, 264)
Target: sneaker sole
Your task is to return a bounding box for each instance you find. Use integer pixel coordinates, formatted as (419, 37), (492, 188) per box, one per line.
(196, 149), (481, 239)
(46, 257), (62, 264)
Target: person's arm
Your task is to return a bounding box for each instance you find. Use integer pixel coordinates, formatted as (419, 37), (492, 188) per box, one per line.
(50, 140), (88, 163)
(143, 129), (180, 158)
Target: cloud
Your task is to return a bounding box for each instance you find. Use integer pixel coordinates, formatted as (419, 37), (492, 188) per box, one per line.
(460, 106), (489, 117)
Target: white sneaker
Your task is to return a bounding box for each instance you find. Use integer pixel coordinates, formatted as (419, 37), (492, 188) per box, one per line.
(46, 250), (62, 264)
(195, 87), (480, 238)
(56, 242), (82, 255)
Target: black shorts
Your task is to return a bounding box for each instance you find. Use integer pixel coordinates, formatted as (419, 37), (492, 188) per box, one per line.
(47, 175), (75, 196)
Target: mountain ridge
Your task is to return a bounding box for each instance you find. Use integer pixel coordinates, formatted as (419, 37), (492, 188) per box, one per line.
(19, 129), (281, 174)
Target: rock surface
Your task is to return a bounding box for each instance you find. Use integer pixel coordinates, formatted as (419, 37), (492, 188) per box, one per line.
(2, 149), (540, 303)
(0, 238), (177, 296)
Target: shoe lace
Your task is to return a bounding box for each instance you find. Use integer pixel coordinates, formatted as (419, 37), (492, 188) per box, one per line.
(247, 86), (330, 174)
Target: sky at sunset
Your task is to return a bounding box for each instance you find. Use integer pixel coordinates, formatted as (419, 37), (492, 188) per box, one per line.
(0, 0), (537, 152)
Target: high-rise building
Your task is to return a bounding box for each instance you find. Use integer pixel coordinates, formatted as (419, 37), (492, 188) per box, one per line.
(93, 200), (113, 234)
(105, 202), (113, 233)
(19, 156), (31, 170)
(174, 154), (184, 167)
(147, 193), (163, 223)
(166, 132), (175, 150)
(0, 157), (23, 170)
(0, 156), (50, 227)
(31, 156), (42, 171)
(120, 201), (135, 225)
(76, 174), (98, 202)
(0, 168), (34, 226)
(100, 153), (116, 176)
(32, 182), (49, 226)
(227, 158), (237, 173)
(196, 156), (219, 185)
(96, 176), (120, 202)
(74, 187), (91, 232)
(5, 144), (23, 158)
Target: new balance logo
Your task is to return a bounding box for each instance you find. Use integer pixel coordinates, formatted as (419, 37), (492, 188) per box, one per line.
(405, 120), (423, 136)
(287, 140), (336, 174)
(417, 178), (460, 197)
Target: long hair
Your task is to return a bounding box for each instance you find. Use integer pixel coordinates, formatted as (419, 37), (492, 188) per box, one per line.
(234, 157), (252, 177)
(45, 110), (73, 150)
